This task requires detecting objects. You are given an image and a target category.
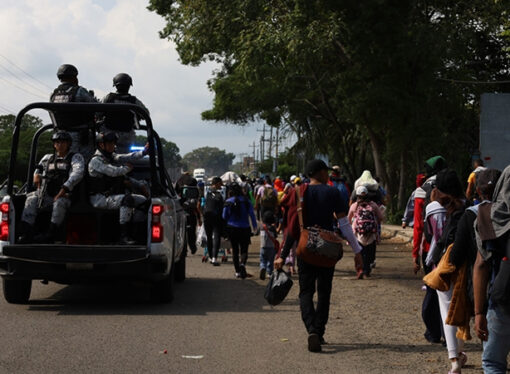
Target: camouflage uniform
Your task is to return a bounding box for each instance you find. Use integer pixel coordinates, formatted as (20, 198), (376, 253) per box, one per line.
(21, 152), (85, 226)
(88, 149), (147, 224)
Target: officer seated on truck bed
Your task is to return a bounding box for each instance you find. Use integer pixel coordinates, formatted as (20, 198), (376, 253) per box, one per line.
(18, 131), (85, 244)
(87, 131), (150, 245)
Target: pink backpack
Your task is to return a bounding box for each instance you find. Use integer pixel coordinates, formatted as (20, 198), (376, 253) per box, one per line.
(354, 202), (377, 234)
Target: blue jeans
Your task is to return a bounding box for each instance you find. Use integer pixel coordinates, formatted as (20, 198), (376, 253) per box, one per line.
(482, 306), (510, 374)
(260, 246), (276, 274)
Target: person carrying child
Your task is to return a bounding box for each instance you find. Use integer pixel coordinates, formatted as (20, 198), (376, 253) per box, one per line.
(259, 211), (279, 280)
(348, 185), (384, 279)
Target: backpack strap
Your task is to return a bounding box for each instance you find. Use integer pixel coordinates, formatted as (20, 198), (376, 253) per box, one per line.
(296, 186), (304, 230)
(263, 223), (280, 251)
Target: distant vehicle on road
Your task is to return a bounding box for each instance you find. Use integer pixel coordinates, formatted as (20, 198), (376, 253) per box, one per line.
(0, 102), (187, 304)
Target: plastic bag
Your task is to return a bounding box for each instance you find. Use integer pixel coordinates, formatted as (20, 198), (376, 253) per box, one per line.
(264, 269), (293, 306)
(196, 224), (207, 248)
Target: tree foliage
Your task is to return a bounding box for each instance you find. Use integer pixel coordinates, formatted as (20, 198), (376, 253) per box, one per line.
(181, 146), (235, 176)
(149, 0), (510, 208)
(0, 114), (52, 184)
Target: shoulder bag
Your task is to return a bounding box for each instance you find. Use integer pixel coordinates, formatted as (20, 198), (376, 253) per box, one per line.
(295, 186), (343, 268)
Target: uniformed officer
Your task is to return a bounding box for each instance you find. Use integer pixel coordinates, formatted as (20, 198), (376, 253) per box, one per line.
(18, 131), (85, 243)
(50, 64), (97, 159)
(88, 132), (149, 244)
(100, 73), (149, 153)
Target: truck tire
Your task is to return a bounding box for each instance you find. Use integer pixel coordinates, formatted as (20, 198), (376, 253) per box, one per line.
(175, 240), (186, 283)
(150, 265), (174, 303)
(3, 279), (32, 304)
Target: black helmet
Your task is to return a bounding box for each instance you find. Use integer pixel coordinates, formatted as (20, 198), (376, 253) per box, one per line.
(113, 73), (133, 87)
(96, 132), (118, 144)
(57, 64), (78, 79)
(51, 131), (72, 143)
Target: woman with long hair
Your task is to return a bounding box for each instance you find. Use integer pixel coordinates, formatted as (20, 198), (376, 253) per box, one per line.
(222, 182), (258, 279)
(424, 169), (467, 374)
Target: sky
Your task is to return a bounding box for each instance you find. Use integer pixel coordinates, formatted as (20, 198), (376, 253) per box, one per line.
(0, 0), (294, 160)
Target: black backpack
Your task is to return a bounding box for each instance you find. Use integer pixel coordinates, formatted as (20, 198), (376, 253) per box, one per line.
(491, 237), (510, 310)
(431, 208), (465, 265)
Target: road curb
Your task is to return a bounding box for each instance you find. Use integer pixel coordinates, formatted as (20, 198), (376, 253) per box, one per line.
(381, 225), (413, 244)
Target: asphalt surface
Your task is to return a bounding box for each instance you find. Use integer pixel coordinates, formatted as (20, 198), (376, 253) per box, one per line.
(0, 237), (486, 374)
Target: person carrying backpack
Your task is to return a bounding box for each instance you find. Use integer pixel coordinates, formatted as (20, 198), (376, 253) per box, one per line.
(255, 176), (278, 217)
(348, 186), (383, 279)
(204, 177), (225, 266)
(473, 166), (510, 374)
(423, 169), (467, 374)
(412, 155), (448, 345)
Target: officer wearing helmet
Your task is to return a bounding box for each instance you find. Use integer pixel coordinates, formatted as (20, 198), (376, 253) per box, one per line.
(50, 64), (97, 159)
(18, 131), (85, 243)
(100, 73), (149, 153)
(88, 131), (150, 244)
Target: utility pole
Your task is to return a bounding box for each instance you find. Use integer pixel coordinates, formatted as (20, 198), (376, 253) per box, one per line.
(256, 124), (267, 162)
(268, 126), (273, 159)
(275, 127), (279, 159)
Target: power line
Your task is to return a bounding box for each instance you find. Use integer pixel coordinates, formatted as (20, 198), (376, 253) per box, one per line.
(0, 76), (47, 100)
(0, 54), (53, 90)
(0, 103), (16, 115)
(0, 61), (49, 96)
(438, 77), (510, 85)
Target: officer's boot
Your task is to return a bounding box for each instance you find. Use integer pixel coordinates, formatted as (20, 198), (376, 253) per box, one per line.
(18, 221), (34, 244)
(119, 224), (136, 245)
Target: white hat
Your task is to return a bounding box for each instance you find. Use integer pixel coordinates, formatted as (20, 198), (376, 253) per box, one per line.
(290, 175), (297, 182)
(356, 186), (368, 196)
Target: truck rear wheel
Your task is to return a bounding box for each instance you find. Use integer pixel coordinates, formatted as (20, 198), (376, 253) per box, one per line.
(175, 238), (187, 283)
(150, 267), (174, 303)
(3, 279), (32, 304)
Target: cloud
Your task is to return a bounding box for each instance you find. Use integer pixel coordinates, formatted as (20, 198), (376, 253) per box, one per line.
(0, 0), (263, 157)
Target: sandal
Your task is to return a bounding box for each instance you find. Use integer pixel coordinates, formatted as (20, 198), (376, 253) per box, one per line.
(458, 352), (467, 368)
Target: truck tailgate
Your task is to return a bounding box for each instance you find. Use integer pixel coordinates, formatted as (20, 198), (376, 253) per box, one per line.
(2, 244), (148, 263)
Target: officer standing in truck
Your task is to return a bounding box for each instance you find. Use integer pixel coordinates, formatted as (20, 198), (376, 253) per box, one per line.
(100, 73), (149, 153)
(18, 131), (85, 243)
(88, 132), (149, 244)
(50, 64), (97, 159)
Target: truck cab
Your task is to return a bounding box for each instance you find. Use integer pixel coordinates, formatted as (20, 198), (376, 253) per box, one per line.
(0, 102), (187, 303)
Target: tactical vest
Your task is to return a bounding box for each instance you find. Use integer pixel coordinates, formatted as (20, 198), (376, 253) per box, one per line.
(43, 153), (74, 197)
(50, 83), (93, 129)
(87, 155), (126, 196)
(103, 93), (138, 132)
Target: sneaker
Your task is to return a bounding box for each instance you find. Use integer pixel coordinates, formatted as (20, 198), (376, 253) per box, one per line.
(458, 352), (468, 368)
(307, 333), (321, 352)
(235, 273), (241, 278)
(259, 268), (266, 280)
(211, 257), (220, 266)
(240, 265), (247, 279)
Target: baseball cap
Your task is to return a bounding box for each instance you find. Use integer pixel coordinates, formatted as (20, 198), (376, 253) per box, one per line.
(476, 168), (501, 197)
(305, 159), (332, 177)
(356, 186), (368, 196)
(290, 175), (297, 182)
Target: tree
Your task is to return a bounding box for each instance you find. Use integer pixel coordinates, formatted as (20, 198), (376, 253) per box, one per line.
(135, 135), (182, 168)
(0, 114), (51, 183)
(181, 146), (235, 176)
(149, 0), (510, 210)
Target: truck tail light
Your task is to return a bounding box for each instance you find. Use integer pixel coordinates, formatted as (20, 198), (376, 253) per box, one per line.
(151, 204), (163, 243)
(0, 202), (9, 241)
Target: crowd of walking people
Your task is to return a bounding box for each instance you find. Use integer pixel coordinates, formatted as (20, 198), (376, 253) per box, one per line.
(178, 155), (510, 370)
(402, 155), (509, 374)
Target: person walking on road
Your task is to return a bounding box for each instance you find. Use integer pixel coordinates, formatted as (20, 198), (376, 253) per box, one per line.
(204, 177), (225, 266)
(222, 182), (258, 278)
(473, 166), (510, 374)
(348, 186), (383, 279)
(274, 159), (363, 353)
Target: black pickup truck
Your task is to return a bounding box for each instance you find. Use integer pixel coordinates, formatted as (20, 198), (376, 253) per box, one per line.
(0, 102), (187, 303)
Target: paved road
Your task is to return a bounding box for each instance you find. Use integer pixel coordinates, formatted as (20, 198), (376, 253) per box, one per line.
(0, 239), (485, 374)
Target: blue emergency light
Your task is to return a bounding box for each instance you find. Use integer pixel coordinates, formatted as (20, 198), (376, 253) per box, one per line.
(130, 146), (145, 152)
